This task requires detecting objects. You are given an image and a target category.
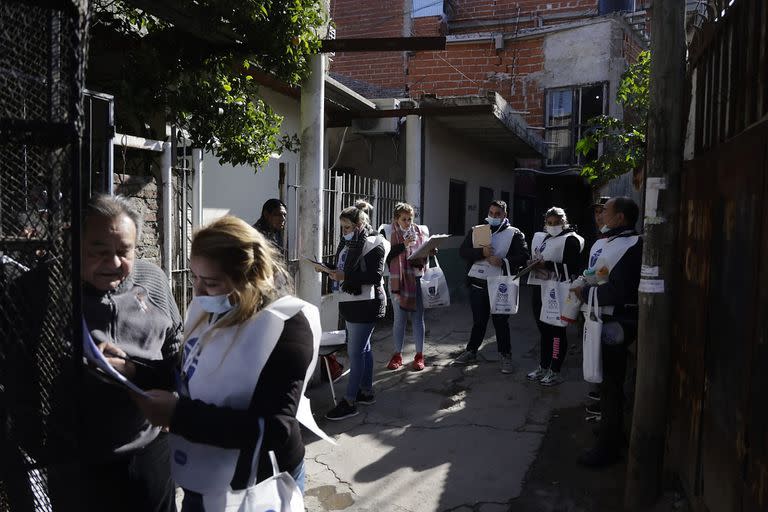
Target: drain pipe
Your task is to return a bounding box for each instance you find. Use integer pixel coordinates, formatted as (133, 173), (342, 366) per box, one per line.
(161, 141), (173, 288)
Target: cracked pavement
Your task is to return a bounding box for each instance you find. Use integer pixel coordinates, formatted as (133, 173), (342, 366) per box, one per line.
(302, 291), (591, 512)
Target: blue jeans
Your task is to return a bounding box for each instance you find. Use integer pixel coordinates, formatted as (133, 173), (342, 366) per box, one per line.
(181, 460), (306, 511)
(344, 321), (375, 402)
(391, 282), (425, 354)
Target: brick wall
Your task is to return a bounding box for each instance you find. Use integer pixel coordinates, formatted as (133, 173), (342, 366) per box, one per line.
(113, 174), (161, 265)
(330, 0), (408, 95)
(451, 0), (599, 22)
(408, 37), (546, 126)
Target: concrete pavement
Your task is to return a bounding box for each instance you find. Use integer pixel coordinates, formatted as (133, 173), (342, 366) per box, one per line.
(302, 291), (593, 512)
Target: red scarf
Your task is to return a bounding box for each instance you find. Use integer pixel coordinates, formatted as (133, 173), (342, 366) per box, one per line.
(388, 224), (425, 312)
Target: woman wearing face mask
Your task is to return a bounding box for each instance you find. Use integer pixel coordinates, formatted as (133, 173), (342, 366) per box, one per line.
(133, 216), (326, 510)
(526, 207), (585, 386)
(323, 201), (387, 421)
(379, 202), (432, 371)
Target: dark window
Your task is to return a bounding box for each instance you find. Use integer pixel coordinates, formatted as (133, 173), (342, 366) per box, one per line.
(545, 83), (608, 166)
(598, 0), (634, 15)
(478, 186), (494, 225)
(448, 180), (466, 235)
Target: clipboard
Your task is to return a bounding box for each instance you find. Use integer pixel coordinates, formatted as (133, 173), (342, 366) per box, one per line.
(513, 259), (542, 280)
(472, 224), (491, 248)
(305, 258), (333, 273)
(407, 234), (451, 260)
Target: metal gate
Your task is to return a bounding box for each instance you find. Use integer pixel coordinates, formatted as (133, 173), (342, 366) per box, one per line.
(0, 0), (89, 510)
(667, 1), (768, 510)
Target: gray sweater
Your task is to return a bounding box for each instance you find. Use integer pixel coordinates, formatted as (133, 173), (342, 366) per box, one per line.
(81, 259), (183, 458)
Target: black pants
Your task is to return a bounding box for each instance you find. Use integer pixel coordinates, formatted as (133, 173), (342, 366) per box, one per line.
(531, 287), (568, 372)
(467, 284), (511, 355)
(598, 343), (629, 452)
(49, 434), (176, 512)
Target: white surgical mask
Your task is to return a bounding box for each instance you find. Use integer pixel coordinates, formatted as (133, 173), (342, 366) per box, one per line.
(193, 294), (234, 314)
(600, 224), (611, 234)
(343, 231), (355, 241)
(486, 217), (502, 227)
(545, 225), (564, 237)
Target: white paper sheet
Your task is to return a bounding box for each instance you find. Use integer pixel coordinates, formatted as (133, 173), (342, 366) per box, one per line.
(82, 318), (149, 397)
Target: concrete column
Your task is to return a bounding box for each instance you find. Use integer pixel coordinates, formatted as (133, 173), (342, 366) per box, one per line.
(405, 114), (422, 223)
(296, 54), (325, 305)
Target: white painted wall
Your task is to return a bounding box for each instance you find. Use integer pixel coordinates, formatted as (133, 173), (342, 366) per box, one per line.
(202, 88), (301, 227)
(422, 118), (516, 243)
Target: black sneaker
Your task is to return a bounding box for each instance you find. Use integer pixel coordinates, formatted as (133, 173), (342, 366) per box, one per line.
(356, 389), (376, 405)
(586, 403), (601, 415)
(325, 399), (358, 421)
(588, 391), (601, 401)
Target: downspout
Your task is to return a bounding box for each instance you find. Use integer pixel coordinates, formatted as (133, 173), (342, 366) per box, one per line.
(161, 141), (173, 288)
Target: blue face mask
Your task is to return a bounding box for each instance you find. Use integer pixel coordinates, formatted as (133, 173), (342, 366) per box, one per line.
(486, 216), (502, 227)
(343, 231), (355, 241)
(193, 294), (234, 314)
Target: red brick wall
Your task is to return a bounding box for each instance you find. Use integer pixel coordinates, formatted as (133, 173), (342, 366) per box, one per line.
(330, 0), (408, 94)
(408, 37), (545, 127)
(451, 0), (599, 25)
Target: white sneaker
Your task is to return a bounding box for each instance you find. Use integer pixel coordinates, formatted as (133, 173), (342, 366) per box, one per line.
(539, 369), (563, 386)
(500, 354), (514, 374)
(527, 365), (546, 381)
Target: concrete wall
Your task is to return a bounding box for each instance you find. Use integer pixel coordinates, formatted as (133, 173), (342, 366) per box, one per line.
(201, 88), (301, 227)
(327, 125), (406, 183)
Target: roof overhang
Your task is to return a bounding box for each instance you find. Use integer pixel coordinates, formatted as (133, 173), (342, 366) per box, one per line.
(328, 91), (546, 159)
(420, 93), (546, 159)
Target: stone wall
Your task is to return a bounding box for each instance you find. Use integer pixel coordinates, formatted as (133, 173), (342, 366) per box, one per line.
(113, 173), (161, 266)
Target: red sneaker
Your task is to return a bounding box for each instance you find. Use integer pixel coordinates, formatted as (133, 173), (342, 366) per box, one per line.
(413, 352), (425, 371)
(386, 353), (403, 370)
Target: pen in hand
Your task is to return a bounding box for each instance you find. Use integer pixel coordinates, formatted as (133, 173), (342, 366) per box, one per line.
(109, 353), (154, 369)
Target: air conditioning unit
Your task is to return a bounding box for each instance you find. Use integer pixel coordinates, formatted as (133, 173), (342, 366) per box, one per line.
(351, 98), (401, 135)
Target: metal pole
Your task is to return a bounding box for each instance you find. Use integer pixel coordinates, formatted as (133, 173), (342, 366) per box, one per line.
(106, 97), (114, 195)
(406, 114), (422, 223)
(296, 53), (325, 305)
(624, 0), (686, 508)
(161, 141), (173, 288)
(191, 148), (203, 229)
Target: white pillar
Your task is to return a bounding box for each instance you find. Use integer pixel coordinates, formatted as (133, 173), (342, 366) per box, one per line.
(405, 114), (422, 223)
(191, 148), (203, 229)
(296, 54), (325, 305)
(161, 141), (173, 288)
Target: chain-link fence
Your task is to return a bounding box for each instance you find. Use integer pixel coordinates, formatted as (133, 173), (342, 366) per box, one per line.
(1, 1), (89, 510)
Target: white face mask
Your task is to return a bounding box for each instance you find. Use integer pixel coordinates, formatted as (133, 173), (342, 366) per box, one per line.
(343, 231), (355, 241)
(486, 217), (502, 227)
(545, 225), (564, 237)
(193, 294), (234, 314)
(600, 224), (611, 234)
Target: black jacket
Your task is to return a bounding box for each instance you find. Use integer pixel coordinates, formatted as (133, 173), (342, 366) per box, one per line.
(581, 227), (643, 333)
(329, 228), (386, 323)
(459, 222), (529, 287)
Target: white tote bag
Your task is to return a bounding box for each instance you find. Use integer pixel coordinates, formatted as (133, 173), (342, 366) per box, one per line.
(204, 451), (305, 512)
(487, 259), (520, 315)
(540, 265), (568, 327)
(420, 257), (450, 308)
(582, 287), (603, 384)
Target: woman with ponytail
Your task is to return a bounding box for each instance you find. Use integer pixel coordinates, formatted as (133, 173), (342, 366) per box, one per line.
(321, 200), (388, 421)
(134, 216), (325, 510)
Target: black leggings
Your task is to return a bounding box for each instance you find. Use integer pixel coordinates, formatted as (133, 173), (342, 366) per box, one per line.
(531, 287), (568, 372)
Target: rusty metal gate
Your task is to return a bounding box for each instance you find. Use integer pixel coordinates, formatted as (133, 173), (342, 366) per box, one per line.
(667, 1), (768, 511)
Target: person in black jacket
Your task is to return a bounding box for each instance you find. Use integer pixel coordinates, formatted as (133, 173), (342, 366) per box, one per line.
(253, 198), (287, 254)
(452, 200), (529, 374)
(571, 196), (643, 468)
(134, 216), (319, 508)
(323, 201), (386, 421)
(526, 206), (585, 386)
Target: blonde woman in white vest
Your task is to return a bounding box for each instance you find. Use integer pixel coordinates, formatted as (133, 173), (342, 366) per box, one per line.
(380, 202), (432, 371)
(452, 200), (530, 374)
(526, 206), (585, 386)
(322, 201), (387, 421)
(133, 216), (323, 511)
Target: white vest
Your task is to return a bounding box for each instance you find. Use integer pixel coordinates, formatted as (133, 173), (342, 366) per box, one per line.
(169, 296), (331, 495)
(582, 231), (641, 315)
(336, 234), (389, 302)
(527, 231), (585, 285)
(379, 223), (430, 277)
(467, 225), (516, 280)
